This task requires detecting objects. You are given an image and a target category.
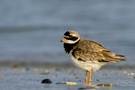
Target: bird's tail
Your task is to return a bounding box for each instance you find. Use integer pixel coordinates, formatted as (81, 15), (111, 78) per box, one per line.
(115, 54), (126, 61)
(102, 50), (126, 62)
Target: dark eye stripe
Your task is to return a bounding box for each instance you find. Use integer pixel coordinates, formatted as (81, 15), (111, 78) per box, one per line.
(65, 37), (78, 41)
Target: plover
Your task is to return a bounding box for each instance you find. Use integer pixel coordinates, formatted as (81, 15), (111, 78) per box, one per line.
(61, 30), (126, 85)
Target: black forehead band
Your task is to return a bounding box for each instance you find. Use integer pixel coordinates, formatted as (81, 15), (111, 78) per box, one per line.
(64, 31), (70, 36)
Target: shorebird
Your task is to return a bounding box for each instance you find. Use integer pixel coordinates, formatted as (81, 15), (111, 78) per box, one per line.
(61, 30), (126, 85)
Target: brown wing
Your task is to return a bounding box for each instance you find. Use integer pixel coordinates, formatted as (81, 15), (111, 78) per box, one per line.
(72, 49), (106, 62)
(101, 50), (126, 62)
(72, 38), (126, 62)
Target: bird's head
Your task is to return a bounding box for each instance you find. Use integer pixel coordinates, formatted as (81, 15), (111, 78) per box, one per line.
(61, 30), (80, 44)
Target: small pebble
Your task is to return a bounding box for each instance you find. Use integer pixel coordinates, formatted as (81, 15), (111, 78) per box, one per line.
(97, 83), (118, 87)
(56, 81), (77, 85)
(41, 79), (52, 84)
(66, 82), (77, 85)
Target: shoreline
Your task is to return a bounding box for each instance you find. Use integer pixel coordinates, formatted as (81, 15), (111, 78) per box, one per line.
(0, 60), (133, 70)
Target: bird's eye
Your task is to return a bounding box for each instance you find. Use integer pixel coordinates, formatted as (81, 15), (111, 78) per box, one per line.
(64, 36), (78, 41)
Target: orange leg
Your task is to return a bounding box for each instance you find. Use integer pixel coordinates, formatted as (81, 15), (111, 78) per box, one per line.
(85, 69), (93, 85)
(85, 70), (89, 84)
(88, 68), (92, 85)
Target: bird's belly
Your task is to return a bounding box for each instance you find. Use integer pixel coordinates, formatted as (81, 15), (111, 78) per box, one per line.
(69, 53), (106, 72)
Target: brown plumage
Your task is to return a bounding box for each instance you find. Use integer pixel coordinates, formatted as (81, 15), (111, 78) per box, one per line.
(70, 38), (126, 62)
(61, 30), (126, 85)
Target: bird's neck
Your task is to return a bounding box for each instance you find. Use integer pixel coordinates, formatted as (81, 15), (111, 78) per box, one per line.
(64, 40), (80, 54)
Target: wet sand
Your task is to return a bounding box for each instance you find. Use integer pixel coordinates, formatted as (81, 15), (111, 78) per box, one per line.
(0, 61), (134, 90)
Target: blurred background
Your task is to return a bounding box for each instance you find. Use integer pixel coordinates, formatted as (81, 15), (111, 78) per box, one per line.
(0, 0), (134, 67)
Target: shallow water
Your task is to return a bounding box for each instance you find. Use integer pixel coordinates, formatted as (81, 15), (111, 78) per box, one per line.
(0, 67), (135, 90)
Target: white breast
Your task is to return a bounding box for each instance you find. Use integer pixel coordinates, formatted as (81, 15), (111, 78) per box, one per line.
(68, 50), (106, 72)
